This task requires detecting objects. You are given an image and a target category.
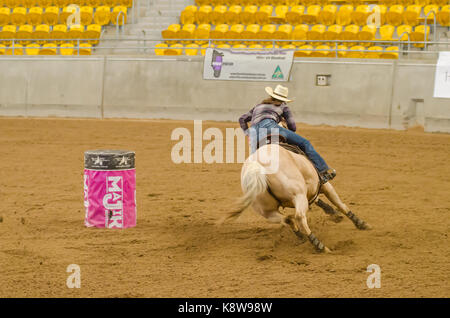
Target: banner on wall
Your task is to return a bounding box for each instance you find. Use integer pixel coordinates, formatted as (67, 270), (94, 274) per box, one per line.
(433, 52), (450, 98)
(203, 48), (294, 82)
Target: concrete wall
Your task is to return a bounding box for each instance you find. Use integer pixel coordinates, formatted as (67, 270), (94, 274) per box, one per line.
(0, 56), (449, 133)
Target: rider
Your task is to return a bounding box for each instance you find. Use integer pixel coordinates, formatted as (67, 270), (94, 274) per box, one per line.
(238, 84), (336, 184)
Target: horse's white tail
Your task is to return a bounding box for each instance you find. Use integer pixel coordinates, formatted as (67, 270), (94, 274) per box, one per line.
(222, 160), (268, 222)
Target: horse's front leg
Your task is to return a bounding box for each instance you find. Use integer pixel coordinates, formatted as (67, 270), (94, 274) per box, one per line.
(320, 182), (372, 230)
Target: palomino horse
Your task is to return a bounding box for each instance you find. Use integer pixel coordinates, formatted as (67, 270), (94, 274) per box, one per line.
(226, 143), (371, 253)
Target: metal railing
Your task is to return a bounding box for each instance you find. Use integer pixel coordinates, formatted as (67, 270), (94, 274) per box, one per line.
(2, 38), (450, 58)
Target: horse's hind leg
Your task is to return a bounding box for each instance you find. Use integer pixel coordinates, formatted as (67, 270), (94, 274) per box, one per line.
(294, 195), (331, 253)
(315, 198), (344, 223)
(321, 182), (372, 230)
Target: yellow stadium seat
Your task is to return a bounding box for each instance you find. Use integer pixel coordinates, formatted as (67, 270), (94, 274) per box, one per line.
(185, 43), (199, 56)
(386, 5), (404, 26)
(411, 25), (429, 47)
(117, 0), (132, 8)
(16, 24), (33, 45)
(27, 6), (43, 26)
(52, 24), (68, 44)
(42, 6), (59, 26)
(103, 0), (116, 7)
(346, 45), (365, 58)
(265, 44), (280, 50)
(80, 6), (94, 26)
(436, 5), (450, 27)
(300, 5), (320, 24)
(240, 5), (257, 24)
(282, 44), (296, 51)
(339, 24), (360, 41)
(164, 43), (183, 55)
(255, 5), (273, 25)
(60, 43), (74, 55)
(318, 5), (337, 26)
(0, 8), (11, 26)
(380, 46), (399, 59)
(437, 5), (450, 27)
(39, 43), (57, 55)
(369, 5), (387, 26)
(358, 24), (376, 46)
(6, 44), (24, 55)
(53, 0), (70, 7)
(180, 5), (197, 25)
(311, 45), (333, 58)
(413, 0), (429, 6)
(26, 43), (40, 55)
(336, 45), (348, 58)
(324, 24), (342, 44)
(210, 5), (226, 25)
(217, 43), (230, 49)
(380, 24), (395, 41)
(397, 24), (412, 41)
(242, 24), (260, 45)
(78, 43), (92, 55)
(248, 44), (263, 51)
(94, 6), (111, 26)
(195, 23), (211, 45)
(86, 0), (102, 7)
(259, 24), (276, 45)
(307, 24), (326, 41)
(0, 24), (16, 45)
(154, 43), (167, 56)
(295, 44), (313, 57)
(225, 5), (242, 25)
(195, 5), (212, 24)
(161, 24), (180, 44)
(232, 43), (246, 51)
(11, 7), (27, 25)
(227, 24), (244, 42)
(0, 45), (5, 55)
(274, 5), (289, 23)
(33, 24), (50, 44)
(423, 5), (438, 22)
(352, 5), (370, 27)
(200, 43), (213, 56)
(84, 23), (101, 45)
(274, 24), (292, 45)
(60, 6), (77, 25)
(210, 24), (229, 44)
(286, 5), (305, 25)
(23, 0), (37, 9)
(291, 24), (308, 46)
(365, 46), (383, 59)
(178, 23), (196, 44)
(403, 5), (421, 26)
(68, 24), (84, 45)
(336, 5), (353, 26)
(111, 6), (127, 26)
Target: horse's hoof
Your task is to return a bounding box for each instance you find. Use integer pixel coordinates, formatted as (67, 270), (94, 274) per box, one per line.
(360, 222), (373, 230)
(323, 247), (332, 253)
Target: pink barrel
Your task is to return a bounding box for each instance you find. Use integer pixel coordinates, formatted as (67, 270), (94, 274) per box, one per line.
(84, 150), (136, 229)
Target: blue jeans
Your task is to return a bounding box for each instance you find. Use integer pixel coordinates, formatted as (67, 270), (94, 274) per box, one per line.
(249, 119), (329, 173)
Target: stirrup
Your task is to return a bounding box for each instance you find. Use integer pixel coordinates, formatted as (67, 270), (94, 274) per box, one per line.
(320, 168), (336, 184)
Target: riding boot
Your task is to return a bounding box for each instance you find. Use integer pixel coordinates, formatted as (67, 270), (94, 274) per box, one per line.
(319, 168), (336, 184)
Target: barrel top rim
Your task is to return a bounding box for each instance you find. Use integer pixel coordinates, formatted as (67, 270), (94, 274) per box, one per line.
(84, 150), (135, 155)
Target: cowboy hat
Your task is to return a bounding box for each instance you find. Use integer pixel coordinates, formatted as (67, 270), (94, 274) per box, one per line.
(265, 85), (293, 102)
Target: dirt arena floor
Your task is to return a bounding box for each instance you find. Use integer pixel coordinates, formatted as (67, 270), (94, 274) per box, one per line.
(0, 117), (449, 298)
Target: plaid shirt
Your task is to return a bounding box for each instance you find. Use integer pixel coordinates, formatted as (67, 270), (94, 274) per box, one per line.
(239, 103), (297, 135)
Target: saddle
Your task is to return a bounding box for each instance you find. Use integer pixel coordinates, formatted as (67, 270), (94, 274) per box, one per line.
(257, 133), (306, 156)
(257, 133), (322, 206)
